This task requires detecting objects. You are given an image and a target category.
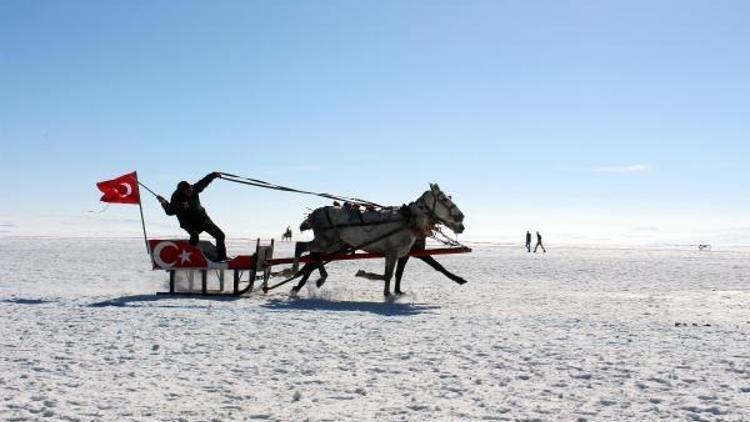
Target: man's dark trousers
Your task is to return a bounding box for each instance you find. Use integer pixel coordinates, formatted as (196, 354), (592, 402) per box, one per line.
(188, 221), (226, 260)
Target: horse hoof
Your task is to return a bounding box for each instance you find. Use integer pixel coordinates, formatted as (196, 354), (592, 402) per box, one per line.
(395, 290), (404, 295)
(356, 270), (365, 277)
(316, 280), (326, 288)
(290, 287), (299, 296)
(383, 291), (391, 297)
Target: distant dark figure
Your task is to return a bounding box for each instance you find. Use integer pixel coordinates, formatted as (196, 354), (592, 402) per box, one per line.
(282, 226), (293, 241)
(525, 231), (532, 253)
(534, 231), (546, 253)
(158, 172), (227, 261)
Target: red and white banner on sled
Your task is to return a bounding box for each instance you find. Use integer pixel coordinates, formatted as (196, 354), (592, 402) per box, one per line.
(148, 240), (209, 269)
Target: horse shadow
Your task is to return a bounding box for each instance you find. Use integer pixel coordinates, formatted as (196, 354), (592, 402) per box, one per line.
(88, 294), (243, 308)
(260, 297), (440, 316)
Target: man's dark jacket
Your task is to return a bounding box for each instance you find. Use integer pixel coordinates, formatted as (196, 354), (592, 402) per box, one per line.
(161, 173), (218, 232)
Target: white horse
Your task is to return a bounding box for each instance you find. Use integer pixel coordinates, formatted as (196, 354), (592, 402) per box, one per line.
(291, 184), (465, 296)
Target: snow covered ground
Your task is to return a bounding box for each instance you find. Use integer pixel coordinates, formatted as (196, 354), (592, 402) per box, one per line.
(1, 237), (749, 421)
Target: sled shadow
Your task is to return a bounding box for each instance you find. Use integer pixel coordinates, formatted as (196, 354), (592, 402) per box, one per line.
(260, 297), (440, 316)
(0, 297), (55, 305)
(88, 294), (242, 308)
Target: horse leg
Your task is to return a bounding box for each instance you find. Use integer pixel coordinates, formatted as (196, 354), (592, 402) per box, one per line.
(394, 255), (409, 295)
(291, 263), (315, 294)
(315, 264), (329, 288)
(355, 269), (383, 280)
(303, 253), (328, 288)
(418, 256), (468, 285)
(292, 241), (310, 273)
(383, 255), (397, 297)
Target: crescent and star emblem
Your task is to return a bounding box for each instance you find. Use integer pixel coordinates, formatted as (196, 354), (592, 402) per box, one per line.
(117, 182), (133, 198)
(152, 242), (194, 269)
(178, 250), (192, 264)
(152, 241), (178, 268)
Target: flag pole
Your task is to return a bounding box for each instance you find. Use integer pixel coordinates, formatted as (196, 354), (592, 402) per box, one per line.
(138, 201), (150, 256)
(134, 176), (152, 257)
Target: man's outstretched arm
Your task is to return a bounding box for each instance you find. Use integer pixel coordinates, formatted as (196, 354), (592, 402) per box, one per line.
(192, 172), (221, 194)
(158, 195), (175, 216)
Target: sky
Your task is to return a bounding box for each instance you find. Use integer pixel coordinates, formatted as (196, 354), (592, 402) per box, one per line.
(1, 1), (749, 245)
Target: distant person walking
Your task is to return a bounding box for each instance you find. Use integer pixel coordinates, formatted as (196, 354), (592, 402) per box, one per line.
(525, 231), (532, 253)
(534, 231), (546, 253)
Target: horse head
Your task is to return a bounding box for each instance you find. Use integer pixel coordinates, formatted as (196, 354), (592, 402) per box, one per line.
(417, 183), (465, 234)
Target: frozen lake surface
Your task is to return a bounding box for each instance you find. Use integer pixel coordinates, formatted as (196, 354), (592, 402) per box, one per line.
(1, 237), (749, 421)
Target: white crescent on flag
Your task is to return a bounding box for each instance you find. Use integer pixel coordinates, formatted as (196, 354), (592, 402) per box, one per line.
(152, 241), (179, 268)
(118, 182), (133, 198)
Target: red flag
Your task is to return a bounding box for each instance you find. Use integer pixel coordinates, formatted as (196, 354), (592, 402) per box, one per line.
(96, 171), (141, 204)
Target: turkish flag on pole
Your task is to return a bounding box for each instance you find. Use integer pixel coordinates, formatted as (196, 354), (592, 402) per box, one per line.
(96, 171), (141, 204)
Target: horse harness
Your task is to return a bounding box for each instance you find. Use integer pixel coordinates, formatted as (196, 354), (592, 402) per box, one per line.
(418, 190), (463, 229)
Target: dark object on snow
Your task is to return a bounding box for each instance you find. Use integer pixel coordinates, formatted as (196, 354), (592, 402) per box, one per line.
(282, 226), (293, 241)
(525, 231), (532, 253)
(534, 231), (547, 253)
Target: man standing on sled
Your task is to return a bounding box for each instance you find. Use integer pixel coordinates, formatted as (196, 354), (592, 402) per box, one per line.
(158, 172), (228, 261)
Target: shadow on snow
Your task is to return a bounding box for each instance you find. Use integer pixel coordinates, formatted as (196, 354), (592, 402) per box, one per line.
(88, 294), (242, 308)
(260, 297), (440, 316)
(0, 297), (55, 305)
(86, 295), (441, 315)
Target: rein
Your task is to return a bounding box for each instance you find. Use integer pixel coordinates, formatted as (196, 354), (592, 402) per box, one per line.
(219, 172), (383, 208)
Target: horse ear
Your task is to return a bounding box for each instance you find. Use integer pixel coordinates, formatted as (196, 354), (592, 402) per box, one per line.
(430, 183), (440, 191)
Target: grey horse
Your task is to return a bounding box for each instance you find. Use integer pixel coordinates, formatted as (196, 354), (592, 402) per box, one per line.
(291, 184), (465, 296)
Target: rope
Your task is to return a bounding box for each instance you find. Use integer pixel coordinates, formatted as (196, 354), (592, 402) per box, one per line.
(218, 172), (383, 208)
(216, 171), (467, 291)
(430, 225), (465, 248)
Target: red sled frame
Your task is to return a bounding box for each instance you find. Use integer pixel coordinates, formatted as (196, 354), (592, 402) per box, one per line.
(149, 238), (472, 296)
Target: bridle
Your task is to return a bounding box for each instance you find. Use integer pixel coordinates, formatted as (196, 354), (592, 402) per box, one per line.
(419, 189), (463, 228)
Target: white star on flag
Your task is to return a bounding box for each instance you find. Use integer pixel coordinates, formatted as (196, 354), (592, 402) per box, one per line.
(178, 250), (192, 264)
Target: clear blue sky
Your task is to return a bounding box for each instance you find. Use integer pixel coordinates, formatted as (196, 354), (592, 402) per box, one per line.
(1, 1), (748, 244)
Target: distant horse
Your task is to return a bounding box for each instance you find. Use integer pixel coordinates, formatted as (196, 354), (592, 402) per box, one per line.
(292, 184), (465, 296)
(282, 226), (293, 241)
